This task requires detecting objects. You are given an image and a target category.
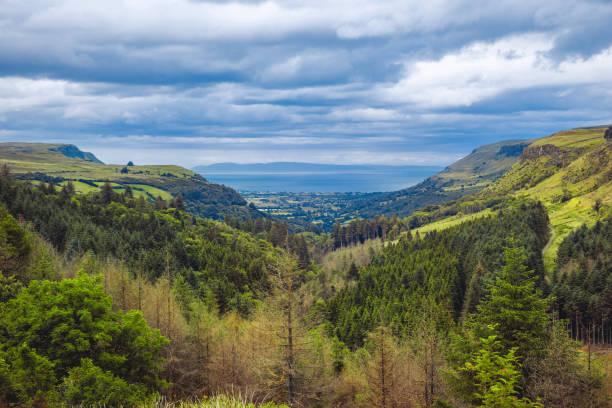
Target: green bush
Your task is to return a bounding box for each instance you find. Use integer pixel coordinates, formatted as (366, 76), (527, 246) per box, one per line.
(60, 358), (146, 406)
(0, 272), (168, 406)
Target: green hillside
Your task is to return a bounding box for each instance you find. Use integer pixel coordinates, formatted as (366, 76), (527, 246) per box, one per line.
(484, 127), (612, 270)
(0, 142), (264, 221)
(341, 139), (529, 219)
(1, 135), (610, 407)
(410, 126), (612, 271)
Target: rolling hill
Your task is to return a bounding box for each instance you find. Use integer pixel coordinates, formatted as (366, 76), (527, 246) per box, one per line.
(340, 139), (530, 219)
(0, 142), (264, 221)
(409, 126), (612, 271)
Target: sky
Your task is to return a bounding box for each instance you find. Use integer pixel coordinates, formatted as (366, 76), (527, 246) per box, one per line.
(1, 0), (612, 167)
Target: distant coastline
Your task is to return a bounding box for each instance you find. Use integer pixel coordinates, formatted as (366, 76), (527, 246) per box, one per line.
(193, 162), (443, 193)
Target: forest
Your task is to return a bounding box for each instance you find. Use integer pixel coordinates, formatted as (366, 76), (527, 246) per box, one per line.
(1, 163), (612, 407)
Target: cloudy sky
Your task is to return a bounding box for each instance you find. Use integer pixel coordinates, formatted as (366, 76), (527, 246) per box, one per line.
(1, 0), (611, 167)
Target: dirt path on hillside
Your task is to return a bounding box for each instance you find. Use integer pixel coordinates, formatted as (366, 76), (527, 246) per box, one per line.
(543, 225), (556, 257)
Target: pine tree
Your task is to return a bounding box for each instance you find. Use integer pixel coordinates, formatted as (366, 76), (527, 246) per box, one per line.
(475, 243), (549, 362)
(175, 193), (185, 211)
(101, 181), (114, 204)
(124, 185), (134, 199)
(462, 263), (486, 320)
(279, 256), (299, 404)
(332, 222), (342, 249)
(347, 262), (359, 280)
(463, 332), (541, 408)
(155, 196), (166, 210)
(47, 180), (56, 195)
(296, 235), (310, 270)
(65, 181), (75, 195)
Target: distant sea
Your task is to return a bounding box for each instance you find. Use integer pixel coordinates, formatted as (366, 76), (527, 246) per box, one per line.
(193, 162), (444, 193)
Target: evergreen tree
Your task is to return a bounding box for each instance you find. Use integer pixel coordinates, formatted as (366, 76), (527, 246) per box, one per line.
(347, 262), (359, 280)
(101, 181), (114, 204)
(124, 185), (134, 199)
(47, 180), (56, 195)
(463, 332), (541, 408)
(332, 222), (342, 248)
(462, 263), (486, 320)
(475, 243), (549, 361)
(155, 196), (166, 210)
(267, 255), (311, 405)
(296, 235), (310, 269)
(0, 271), (21, 303)
(65, 181), (75, 195)
(0, 164), (11, 180)
(175, 193), (185, 211)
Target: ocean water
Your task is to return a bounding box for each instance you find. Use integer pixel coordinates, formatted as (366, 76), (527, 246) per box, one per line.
(196, 165), (443, 193)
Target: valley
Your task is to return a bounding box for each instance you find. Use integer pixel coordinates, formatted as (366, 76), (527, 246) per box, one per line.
(0, 125), (611, 407)
(241, 191), (374, 231)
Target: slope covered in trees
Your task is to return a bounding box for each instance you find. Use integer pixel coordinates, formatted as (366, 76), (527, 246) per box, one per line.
(0, 172), (282, 315)
(326, 202), (549, 348)
(550, 214), (612, 343)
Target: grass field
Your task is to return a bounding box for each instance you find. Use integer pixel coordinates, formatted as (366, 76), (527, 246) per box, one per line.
(0, 142), (200, 202)
(0, 142), (196, 182)
(531, 127), (607, 149)
(413, 208), (495, 235)
(128, 184), (174, 200)
(541, 184), (612, 271)
(57, 180), (99, 194)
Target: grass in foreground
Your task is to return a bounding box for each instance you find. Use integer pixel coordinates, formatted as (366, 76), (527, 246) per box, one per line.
(142, 395), (288, 408)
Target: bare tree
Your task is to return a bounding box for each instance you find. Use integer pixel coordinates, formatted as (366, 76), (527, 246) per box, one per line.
(262, 254), (327, 407)
(412, 300), (448, 408)
(364, 326), (397, 408)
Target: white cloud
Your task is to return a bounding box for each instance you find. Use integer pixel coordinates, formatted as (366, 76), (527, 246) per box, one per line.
(384, 34), (612, 108)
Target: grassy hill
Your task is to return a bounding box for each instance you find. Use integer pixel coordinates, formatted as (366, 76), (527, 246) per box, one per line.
(341, 139), (529, 219)
(0, 142), (264, 221)
(410, 126), (612, 271)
